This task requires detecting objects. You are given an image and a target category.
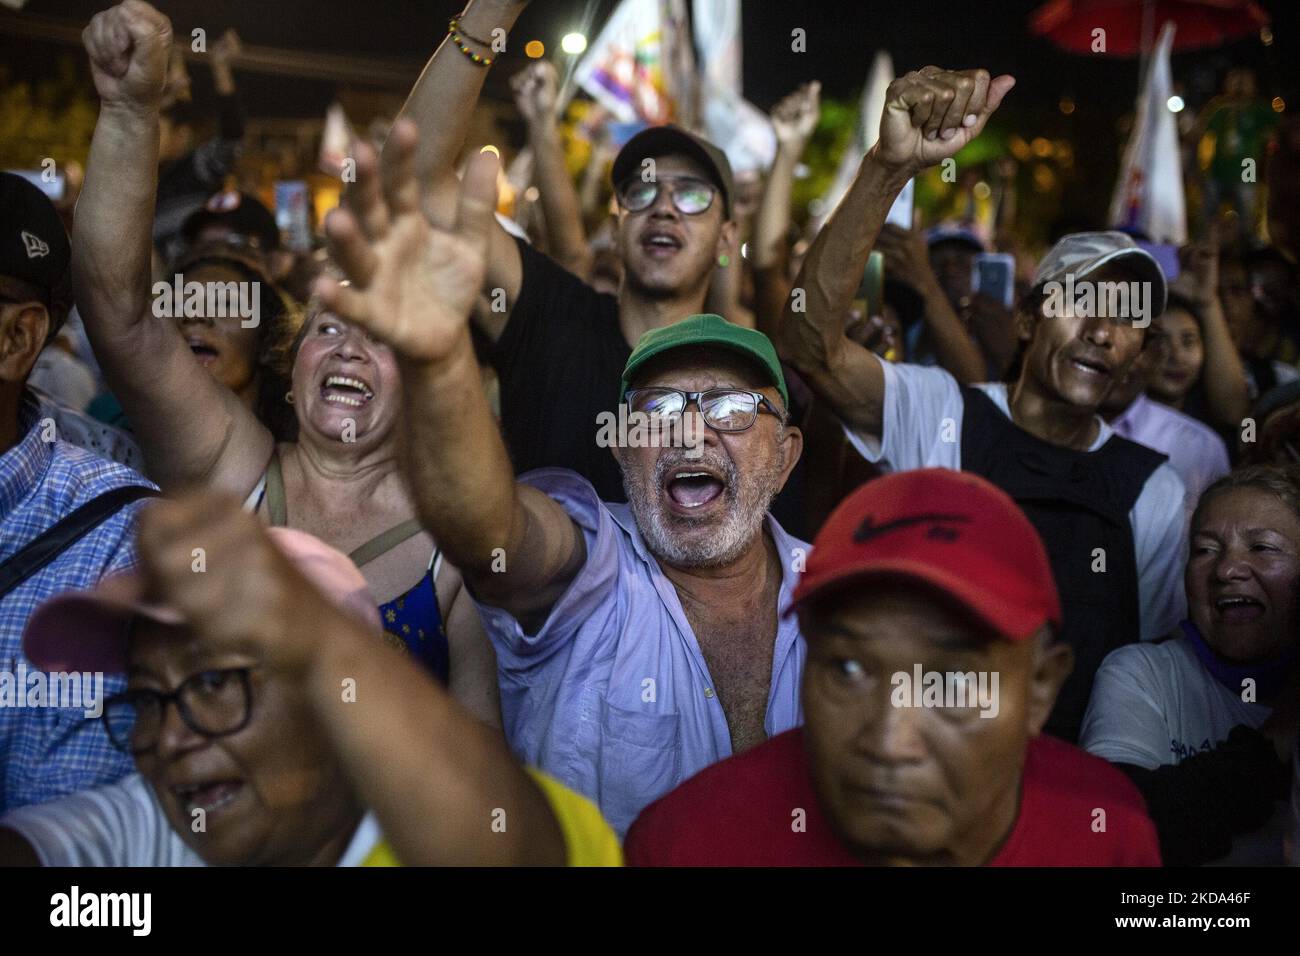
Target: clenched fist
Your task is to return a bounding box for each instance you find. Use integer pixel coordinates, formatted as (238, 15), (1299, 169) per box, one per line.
(875, 66), (1015, 175)
(771, 81), (821, 148)
(83, 0), (172, 109)
(511, 60), (559, 125)
(135, 494), (324, 674)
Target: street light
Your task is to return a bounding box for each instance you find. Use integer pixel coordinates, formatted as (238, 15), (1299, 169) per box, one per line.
(561, 32), (587, 55)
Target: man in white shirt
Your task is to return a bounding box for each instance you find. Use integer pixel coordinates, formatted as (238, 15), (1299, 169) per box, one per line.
(775, 65), (1187, 741)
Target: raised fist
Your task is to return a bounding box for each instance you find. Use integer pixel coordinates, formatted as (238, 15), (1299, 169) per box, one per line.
(875, 66), (1015, 174)
(771, 81), (821, 148)
(82, 0), (173, 108)
(511, 60), (559, 125)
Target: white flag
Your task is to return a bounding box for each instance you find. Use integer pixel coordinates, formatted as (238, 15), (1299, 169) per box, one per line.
(318, 103), (355, 177)
(692, 0), (775, 173)
(813, 51), (907, 232)
(1108, 22), (1186, 243)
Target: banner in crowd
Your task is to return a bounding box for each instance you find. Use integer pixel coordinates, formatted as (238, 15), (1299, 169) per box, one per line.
(574, 0), (694, 127)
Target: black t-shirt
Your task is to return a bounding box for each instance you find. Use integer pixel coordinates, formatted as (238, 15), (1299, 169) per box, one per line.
(494, 237), (631, 502)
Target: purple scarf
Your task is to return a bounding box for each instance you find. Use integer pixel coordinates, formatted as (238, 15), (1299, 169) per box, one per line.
(1180, 619), (1300, 704)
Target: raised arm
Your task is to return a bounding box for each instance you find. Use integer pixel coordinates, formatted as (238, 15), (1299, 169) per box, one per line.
(133, 494), (567, 866)
(777, 67), (1014, 436)
(753, 82), (820, 277)
(393, 0), (530, 338)
(73, 0), (270, 492)
(874, 220), (987, 384)
(1182, 228), (1250, 428)
(319, 124), (584, 627)
(511, 61), (593, 278)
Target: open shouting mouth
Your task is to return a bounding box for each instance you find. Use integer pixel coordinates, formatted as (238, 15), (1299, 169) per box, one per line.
(320, 374), (374, 409)
(663, 465), (727, 514)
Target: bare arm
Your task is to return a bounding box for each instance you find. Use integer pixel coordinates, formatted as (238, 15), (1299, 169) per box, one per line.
(512, 61), (592, 278)
(777, 67), (1015, 437)
(73, 1), (270, 493)
(1183, 231), (1250, 427)
(875, 221), (987, 384)
(134, 495), (566, 867)
(446, 576), (503, 729)
(754, 82), (819, 272)
(320, 127), (585, 627)
(393, 0), (529, 337)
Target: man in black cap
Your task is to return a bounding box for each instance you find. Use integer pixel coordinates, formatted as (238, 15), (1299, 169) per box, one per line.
(180, 189), (280, 268)
(355, 0), (737, 502)
(0, 171), (157, 812)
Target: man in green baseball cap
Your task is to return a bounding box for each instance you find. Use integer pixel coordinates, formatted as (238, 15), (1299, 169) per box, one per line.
(314, 126), (810, 831)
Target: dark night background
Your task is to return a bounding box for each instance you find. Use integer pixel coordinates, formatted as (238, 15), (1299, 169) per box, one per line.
(2, 0), (1295, 233)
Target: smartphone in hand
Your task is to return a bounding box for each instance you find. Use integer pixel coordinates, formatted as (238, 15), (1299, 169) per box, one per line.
(972, 252), (1015, 308)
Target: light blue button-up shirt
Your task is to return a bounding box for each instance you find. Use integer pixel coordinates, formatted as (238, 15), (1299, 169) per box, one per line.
(476, 468), (809, 835)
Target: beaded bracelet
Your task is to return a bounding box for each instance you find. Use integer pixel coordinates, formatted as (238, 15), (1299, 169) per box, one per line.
(449, 17), (494, 66)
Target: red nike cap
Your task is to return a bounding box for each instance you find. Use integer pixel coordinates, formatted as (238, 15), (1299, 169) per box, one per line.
(790, 468), (1061, 641)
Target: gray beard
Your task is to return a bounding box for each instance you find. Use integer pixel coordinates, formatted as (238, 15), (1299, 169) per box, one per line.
(622, 446), (782, 569)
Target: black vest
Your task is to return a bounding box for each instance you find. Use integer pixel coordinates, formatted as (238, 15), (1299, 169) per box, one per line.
(959, 387), (1167, 743)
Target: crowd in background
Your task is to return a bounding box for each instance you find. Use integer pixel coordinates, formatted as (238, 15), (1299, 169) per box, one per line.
(1, 0), (1299, 868)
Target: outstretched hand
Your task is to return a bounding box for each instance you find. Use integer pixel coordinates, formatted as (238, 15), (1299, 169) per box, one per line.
(875, 66), (1015, 174)
(316, 119), (499, 364)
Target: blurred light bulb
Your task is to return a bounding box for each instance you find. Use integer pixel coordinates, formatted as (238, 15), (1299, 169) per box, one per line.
(561, 33), (587, 55)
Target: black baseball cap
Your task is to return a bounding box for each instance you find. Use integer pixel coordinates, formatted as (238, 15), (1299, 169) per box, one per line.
(182, 190), (281, 254)
(0, 172), (71, 302)
(611, 125), (735, 219)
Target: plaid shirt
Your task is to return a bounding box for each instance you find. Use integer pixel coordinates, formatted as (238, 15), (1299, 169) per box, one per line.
(0, 394), (155, 812)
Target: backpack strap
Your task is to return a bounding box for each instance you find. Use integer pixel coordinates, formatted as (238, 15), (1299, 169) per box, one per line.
(0, 485), (159, 599)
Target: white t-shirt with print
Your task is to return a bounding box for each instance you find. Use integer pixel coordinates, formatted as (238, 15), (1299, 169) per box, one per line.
(1080, 636), (1285, 865)
(843, 361), (1188, 640)
(0, 773), (379, 867)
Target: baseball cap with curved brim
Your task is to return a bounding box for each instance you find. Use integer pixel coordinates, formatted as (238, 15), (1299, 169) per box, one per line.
(619, 313), (789, 410)
(611, 124), (735, 219)
(1032, 231), (1168, 316)
(788, 468), (1061, 641)
(23, 527), (379, 676)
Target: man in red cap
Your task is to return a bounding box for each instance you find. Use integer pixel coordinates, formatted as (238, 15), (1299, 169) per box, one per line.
(624, 468), (1161, 866)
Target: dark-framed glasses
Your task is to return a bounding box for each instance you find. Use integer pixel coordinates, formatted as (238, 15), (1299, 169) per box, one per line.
(102, 668), (254, 755)
(617, 176), (717, 215)
(623, 387), (785, 432)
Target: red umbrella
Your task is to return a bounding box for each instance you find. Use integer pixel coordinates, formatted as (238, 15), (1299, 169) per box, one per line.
(1030, 0), (1271, 56)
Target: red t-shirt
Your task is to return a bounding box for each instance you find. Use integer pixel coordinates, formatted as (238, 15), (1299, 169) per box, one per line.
(624, 728), (1161, 866)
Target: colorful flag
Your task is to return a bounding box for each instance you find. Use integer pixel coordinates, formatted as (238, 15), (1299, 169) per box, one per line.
(574, 0), (692, 126)
(1108, 22), (1186, 244)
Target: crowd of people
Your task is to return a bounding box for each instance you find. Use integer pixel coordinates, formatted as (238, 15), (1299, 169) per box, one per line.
(1, 0), (1299, 867)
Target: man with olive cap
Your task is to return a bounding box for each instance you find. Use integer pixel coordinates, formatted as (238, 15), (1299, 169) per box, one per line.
(625, 468), (1162, 866)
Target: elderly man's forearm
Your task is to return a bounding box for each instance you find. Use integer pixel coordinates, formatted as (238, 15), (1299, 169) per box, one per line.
(398, 336), (521, 574)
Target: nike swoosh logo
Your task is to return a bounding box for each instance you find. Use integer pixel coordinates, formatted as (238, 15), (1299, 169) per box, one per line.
(854, 513), (971, 544)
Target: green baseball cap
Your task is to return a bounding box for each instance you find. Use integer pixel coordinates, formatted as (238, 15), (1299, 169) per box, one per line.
(619, 314), (789, 409)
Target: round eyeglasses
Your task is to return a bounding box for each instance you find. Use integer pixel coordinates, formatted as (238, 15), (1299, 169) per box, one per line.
(102, 668), (254, 755)
(617, 176), (717, 216)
